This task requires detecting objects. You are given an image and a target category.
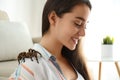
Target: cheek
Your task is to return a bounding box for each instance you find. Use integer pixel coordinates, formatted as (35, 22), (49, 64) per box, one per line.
(54, 25), (70, 42)
(57, 27), (69, 38)
(58, 26), (76, 44)
(59, 23), (77, 38)
(55, 20), (77, 42)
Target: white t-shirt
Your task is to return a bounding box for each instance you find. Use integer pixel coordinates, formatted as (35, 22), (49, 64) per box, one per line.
(9, 44), (84, 80)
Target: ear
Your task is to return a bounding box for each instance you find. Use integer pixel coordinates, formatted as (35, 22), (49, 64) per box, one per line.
(48, 11), (58, 26)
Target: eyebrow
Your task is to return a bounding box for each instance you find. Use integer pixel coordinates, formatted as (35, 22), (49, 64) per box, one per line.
(75, 17), (85, 21)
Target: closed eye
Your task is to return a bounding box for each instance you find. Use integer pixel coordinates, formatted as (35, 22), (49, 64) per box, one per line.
(74, 23), (81, 26)
(74, 23), (86, 29)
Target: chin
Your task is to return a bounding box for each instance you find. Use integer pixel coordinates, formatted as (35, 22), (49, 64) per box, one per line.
(67, 45), (76, 50)
(70, 47), (76, 50)
(64, 42), (77, 50)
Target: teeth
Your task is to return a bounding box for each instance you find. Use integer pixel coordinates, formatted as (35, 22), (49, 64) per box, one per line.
(73, 38), (78, 44)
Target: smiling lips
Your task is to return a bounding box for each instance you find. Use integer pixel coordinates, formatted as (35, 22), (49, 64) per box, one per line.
(72, 38), (79, 45)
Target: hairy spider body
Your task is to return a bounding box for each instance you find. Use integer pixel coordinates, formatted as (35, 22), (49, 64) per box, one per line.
(17, 49), (42, 64)
(17, 52), (26, 64)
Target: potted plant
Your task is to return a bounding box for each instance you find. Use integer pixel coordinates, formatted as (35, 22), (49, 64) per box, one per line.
(101, 36), (114, 60)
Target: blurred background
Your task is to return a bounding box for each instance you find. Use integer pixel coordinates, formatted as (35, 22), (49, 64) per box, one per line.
(0, 0), (120, 80)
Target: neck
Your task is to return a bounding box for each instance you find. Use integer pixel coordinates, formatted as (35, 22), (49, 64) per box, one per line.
(39, 34), (63, 59)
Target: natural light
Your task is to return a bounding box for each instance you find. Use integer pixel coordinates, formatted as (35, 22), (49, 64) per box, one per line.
(84, 0), (120, 60)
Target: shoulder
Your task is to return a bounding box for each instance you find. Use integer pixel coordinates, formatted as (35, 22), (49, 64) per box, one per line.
(20, 56), (46, 69)
(9, 58), (48, 80)
(17, 48), (42, 64)
(19, 57), (48, 76)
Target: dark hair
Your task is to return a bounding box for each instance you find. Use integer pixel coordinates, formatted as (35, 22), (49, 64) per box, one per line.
(42, 0), (92, 80)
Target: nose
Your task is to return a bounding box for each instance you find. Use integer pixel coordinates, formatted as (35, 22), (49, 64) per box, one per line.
(78, 28), (85, 36)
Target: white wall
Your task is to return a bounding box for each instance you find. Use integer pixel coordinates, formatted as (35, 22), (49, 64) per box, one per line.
(84, 0), (120, 60)
(1, 0), (120, 60)
(0, 0), (46, 37)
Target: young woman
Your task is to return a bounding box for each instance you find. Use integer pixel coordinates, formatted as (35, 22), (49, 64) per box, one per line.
(9, 0), (92, 80)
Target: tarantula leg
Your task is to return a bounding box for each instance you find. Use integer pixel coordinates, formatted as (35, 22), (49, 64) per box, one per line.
(23, 58), (25, 62)
(18, 59), (20, 64)
(30, 57), (33, 61)
(35, 56), (39, 63)
(17, 52), (26, 64)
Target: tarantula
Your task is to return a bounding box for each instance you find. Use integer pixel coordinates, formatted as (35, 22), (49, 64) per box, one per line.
(17, 49), (42, 64)
(18, 52), (26, 64)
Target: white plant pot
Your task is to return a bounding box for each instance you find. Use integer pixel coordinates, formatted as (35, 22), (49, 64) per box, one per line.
(101, 45), (113, 60)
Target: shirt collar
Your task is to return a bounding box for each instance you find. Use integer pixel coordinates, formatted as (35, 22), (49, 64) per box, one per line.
(33, 43), (52, 60)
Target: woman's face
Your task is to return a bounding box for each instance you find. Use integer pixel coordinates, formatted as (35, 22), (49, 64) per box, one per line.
(52, 4), (90, 50)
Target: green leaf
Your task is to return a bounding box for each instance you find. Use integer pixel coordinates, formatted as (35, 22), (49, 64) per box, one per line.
(102, 36), (114, 44)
